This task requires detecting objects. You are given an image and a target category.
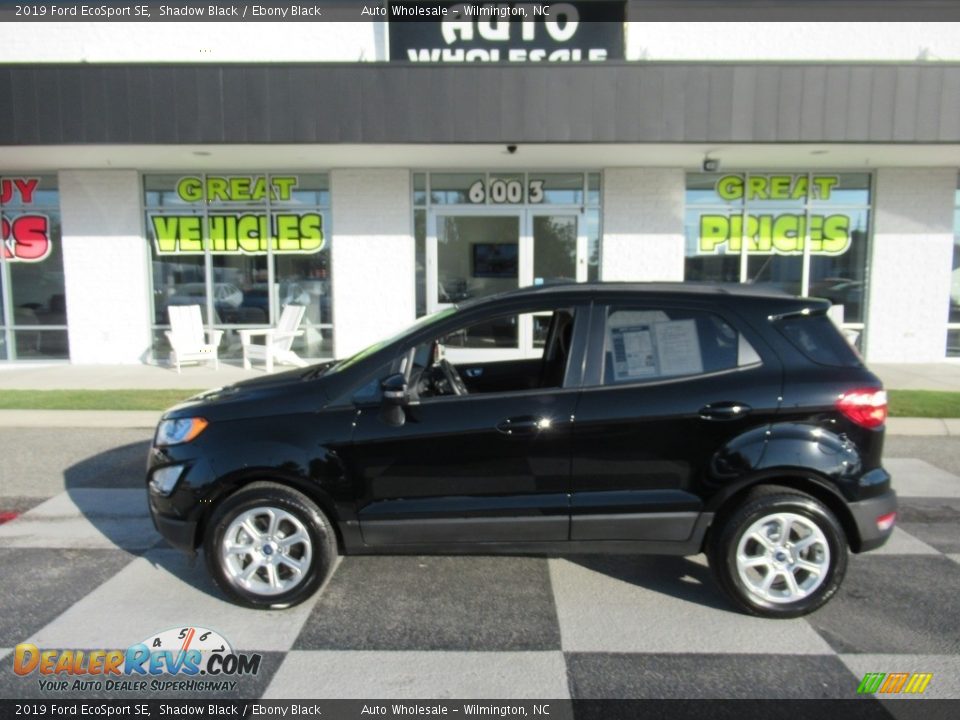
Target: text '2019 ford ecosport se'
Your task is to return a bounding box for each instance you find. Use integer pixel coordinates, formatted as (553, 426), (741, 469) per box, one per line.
(147, 283), (896, 618)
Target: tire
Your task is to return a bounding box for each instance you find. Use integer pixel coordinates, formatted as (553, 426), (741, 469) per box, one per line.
(707, 486), (848, 618)
(203, 482), (338, 609)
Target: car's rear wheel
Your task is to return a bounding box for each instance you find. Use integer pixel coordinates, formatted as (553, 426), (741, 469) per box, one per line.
(708, 487), (848, 618)
(204, 482), (337, 609)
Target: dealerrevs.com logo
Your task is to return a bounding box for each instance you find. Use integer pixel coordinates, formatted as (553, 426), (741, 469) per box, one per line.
(14, 627), (261, 693)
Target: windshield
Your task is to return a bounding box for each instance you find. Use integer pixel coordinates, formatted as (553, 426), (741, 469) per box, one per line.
(322, 307), (459, 375)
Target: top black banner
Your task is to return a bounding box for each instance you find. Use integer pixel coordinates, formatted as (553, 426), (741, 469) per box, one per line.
(0, 0), (958, 23)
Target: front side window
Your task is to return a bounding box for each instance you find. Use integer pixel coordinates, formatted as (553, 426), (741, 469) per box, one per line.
(598, 306), (759, 386)
(144, 173), (332, 361)
(0, 175), (68, 360)
(402, 307), (576, 400)
(685, 173), (871, 334)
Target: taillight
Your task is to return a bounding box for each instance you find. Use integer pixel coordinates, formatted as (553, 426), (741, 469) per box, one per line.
(836, 388), (888, 429)
(876, 511), (897, 532)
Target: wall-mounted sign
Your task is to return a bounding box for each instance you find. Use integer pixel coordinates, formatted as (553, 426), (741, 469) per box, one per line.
(150, 175), (324, 256)
(1, 178), (51, 263)
(388, 1), (625, 63)
(697, 174), (852, 256)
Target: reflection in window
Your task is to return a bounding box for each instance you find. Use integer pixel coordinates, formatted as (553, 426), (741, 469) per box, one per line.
(948, 183), (960, 358)
(1, 174), (68, 360)
(144, 173), (333, 362)
(684, 173), (871, 325)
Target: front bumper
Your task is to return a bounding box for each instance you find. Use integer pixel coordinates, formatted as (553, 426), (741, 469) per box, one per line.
(150, 505), (199, 552)
(848, 488), (898, 553)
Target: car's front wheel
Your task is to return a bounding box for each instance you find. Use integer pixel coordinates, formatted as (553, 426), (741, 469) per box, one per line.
(204, 482), (338, 609)
(708, 487), (848, 618)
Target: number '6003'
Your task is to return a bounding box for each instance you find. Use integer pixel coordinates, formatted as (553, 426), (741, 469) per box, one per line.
(468, 179), (544, 204)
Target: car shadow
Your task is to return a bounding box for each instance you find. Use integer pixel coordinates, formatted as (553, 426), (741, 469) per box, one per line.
(63, 438), (225, 601)
(62, 440), (738, 611)
(564, 553), (735, 612)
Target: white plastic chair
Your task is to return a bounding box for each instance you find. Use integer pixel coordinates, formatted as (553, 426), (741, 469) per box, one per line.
(165, 305), (223, 373)
(239, 304), (307, 372)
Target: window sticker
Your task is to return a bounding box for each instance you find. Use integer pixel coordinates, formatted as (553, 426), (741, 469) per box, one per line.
(607, 312), (704, 382)
(610, 324), (657, 381)
(653, 319), (703, 377)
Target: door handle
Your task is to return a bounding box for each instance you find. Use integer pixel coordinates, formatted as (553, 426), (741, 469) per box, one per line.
(496, 416), (553, 435)
(464, 368), (483, 378)
(699, 402), (752, 421)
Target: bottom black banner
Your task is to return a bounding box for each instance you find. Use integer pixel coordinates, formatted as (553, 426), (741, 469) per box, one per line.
(1, 699), (959, 720)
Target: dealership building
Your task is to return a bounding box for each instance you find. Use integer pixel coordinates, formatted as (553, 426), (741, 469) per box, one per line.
(1, 9), (960, 366)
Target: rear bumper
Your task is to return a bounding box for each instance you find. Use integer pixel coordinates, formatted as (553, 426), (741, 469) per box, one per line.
(848, 488), (898, 553)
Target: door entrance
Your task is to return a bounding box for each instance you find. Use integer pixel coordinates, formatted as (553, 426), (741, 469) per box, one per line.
(427, 209), (587, 358)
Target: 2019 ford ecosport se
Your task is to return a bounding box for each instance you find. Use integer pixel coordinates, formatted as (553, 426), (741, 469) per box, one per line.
(147, 283), (896, 618)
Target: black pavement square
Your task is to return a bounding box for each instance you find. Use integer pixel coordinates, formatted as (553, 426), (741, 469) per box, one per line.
(565, 653), (861, 699)
(0, 548), (136, 647)
(808, 555), (960, 654)
(294, 555), (561, 651)
(898, 497), (960, 554)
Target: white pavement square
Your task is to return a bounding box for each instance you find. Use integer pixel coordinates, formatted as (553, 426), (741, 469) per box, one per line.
(27, 550), (319, 652)
(885, 459), (960, 498)
(0, 490), (159, 550)
(869, 527), (941, 555)
(839, 654), (960, 699)
(548, 557), (833, 655)
(262, 651), (570, 699)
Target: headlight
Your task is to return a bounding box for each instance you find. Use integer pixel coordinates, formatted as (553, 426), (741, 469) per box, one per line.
(149, 465), (184, 496)
(155, 417), (208, 446)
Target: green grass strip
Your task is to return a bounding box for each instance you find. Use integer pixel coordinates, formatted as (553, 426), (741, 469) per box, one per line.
(0, 389), (207, 411)
(886, 390), (960, 419)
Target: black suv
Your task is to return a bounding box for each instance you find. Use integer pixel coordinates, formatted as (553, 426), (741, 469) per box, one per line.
(147, 283), (896, 618)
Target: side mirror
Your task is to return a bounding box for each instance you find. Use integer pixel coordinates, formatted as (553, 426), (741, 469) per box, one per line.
(381, 373), (408, 406)
(379, 374), (408, 428)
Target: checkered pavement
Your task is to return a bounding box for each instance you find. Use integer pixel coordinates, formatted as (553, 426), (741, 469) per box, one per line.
(0, 457), (958, 700)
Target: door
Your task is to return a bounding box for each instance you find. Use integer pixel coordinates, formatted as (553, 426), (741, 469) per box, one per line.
(346, 305), (588, 547)
(427, 209), (588, 360)
(569, 301), (783, 542)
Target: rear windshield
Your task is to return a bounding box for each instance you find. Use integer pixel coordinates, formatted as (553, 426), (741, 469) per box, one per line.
(774, 313), (862, 368)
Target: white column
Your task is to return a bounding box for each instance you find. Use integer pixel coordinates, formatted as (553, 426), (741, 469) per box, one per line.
(330, 169), (414, 358)
(864, 169), (956, 363)
(601, 168), (685, 281)
(58, 170), (152, 364)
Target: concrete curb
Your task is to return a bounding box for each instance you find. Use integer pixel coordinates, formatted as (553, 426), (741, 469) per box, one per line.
(0, 410), (161, 428)
(885, 417), (960, 436)
(0, 409), (957, 435)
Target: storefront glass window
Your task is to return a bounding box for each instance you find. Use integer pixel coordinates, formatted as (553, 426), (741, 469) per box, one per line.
(1, 174), (68, 360)
(948, 176), (960, 358)
(413, 171), (603, 318)
(685, 172), (872, 328)
(144, 173), (333, 362)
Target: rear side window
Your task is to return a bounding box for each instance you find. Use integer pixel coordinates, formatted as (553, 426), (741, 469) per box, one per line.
(775, 313), (862, 367)
(600, 306), (760, 386)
